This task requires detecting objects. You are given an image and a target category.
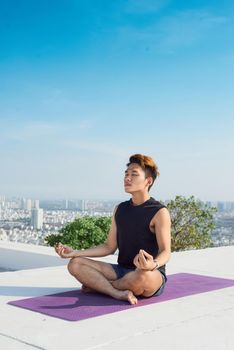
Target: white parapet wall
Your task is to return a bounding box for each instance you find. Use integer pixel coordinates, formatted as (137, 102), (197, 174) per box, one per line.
(0, 241), (67, 270)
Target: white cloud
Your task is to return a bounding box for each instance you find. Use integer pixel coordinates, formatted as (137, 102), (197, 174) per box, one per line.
(157, 10), (228, 50)
(2, 119), (94, 142)
(1, 119), (133, 162)
(117, 9), (228, 53)
(41, 88), (80, 109)
(66, 139), (130, 158)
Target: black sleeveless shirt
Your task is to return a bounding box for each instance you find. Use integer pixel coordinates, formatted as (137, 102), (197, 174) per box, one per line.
(115, 197), (167, 277)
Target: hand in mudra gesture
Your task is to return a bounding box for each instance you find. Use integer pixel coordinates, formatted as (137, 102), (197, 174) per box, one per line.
(54, 242), (77, 259)
(133, 249), (155, 271)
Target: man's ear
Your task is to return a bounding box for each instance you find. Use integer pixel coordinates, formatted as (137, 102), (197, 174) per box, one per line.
(147, 178), (153, 186)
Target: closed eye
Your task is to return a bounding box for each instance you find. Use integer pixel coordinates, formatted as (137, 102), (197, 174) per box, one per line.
(124, 172), (139, 176)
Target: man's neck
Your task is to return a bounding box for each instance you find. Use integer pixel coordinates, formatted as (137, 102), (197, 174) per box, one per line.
(131, 193), (150, 206)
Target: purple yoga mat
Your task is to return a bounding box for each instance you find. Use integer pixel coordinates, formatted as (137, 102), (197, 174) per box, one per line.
(8, 273), (234, 322)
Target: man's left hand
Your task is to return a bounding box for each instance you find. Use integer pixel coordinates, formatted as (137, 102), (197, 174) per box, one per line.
(133, 249), (155, 270)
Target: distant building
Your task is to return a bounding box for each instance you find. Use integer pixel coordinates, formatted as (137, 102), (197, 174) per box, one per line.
(31, 208), (44, 230)
(64, 199), (68, 209)
(34, 199), (40, 209)
(217, 202), (225, 212)
(223, 202), (234, 211)
(25, 199), (32, 211)
(81, 200), (87, 212)
(0, 195), (5, 203)
(21, 198), (26, 210)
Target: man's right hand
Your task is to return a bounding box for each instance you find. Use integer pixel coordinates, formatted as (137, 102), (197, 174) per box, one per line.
(54, 242), (77, 259)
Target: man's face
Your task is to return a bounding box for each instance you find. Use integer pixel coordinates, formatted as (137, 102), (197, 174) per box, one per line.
(124, 163), (150, 193)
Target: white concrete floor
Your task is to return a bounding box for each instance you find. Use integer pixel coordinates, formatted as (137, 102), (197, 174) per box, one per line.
(0, 246), (234, 350)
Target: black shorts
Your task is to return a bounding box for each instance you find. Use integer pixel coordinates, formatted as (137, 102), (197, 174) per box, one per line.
(110, 263), (166, 297)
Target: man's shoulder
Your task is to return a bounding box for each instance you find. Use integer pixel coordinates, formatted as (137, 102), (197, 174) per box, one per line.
(118, 199), (130, 208)
(148, 197), (166, 209)
(114, 200), (130, 215)
(152, 206), (170, 224)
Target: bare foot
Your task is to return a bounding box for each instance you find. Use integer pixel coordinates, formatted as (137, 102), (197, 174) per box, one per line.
(118, 290), (138, 305)
(81, 284), (137, 304)
(81, 284), (96, 293)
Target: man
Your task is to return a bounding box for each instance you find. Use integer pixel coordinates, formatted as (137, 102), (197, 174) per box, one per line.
(55, 154), (171, 304)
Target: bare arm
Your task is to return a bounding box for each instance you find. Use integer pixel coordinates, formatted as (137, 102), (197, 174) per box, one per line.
(133, 207), (171, 270)
(152, 207), (171, 267)
(55, 208), (118, 259)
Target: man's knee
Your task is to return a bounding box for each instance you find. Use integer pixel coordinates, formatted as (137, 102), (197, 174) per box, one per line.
(67, 257), (85, 276)
(126, 269), (149, 289)
(135, 269), (151, 283)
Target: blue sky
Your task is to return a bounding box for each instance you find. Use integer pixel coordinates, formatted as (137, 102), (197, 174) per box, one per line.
(0, 0), (234, 201)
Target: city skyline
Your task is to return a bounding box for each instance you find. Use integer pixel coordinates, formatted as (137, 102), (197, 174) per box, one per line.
(1, 195), (234, 247)
(1, 194), (234, 210)
(1, 1), (234, 202)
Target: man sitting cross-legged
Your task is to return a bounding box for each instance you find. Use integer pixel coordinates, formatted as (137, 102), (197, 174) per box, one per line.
(55, 154), (171, 305)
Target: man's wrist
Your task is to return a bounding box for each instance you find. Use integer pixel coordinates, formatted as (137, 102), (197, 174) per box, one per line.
(151, 259), (160, 271)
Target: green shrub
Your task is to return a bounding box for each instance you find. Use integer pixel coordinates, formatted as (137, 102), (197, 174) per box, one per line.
(45, 216), (111, 249)
(167, 195), (217, 251)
